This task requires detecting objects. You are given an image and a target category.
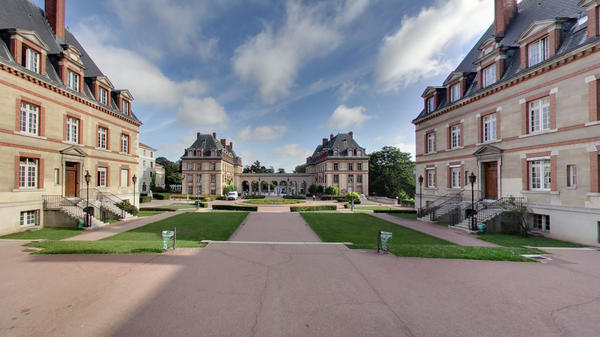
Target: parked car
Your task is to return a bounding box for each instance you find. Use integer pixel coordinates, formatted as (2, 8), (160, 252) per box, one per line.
(226, 191), (238, 200)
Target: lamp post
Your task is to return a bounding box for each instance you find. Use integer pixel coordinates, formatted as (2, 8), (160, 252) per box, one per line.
(84, 170), (91, 227)
(132, 174), (137, 208)
(418, 175), (424, 216)
(469, 172), (477, 231)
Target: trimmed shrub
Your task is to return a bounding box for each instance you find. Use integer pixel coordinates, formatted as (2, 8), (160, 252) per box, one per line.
(324, 186), (338, 195)
(139, 207), (177, 212)
(373, 209), (417, 214)
(290, 205), (337, 212)
(283, 195), (306, 200)
(345, 192), (360, 202)
(335, 197), (347, 202)
(343, 200), (362, 208)
(153, 193), (171, 200)
(319, 195), (337, 200)
(195, 201), (208, 208)
(139, 195), (152, 203)
(244, 195), (266, 199)
(308, 184), (318, 194)
(212, 205), (257, 211)
(316, 185), (324, 194)
(116, 200), (138, 216)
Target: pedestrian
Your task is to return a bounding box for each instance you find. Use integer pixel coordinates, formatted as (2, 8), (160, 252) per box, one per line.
(312, 194), (316, 201)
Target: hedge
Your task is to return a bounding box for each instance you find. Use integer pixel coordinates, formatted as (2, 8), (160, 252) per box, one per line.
(139, 207), (177, 212)
(244, 195), (266, 199)
(343, 201), (362, 208)
(116, 200), (138, 216)
(139, 196), (152, 203)
(153, 193), (171, 200)
(290, 205), (337, 212)
(319, 195), (337, 200)
(195, 201), (208, 208)
(212, 205), (258, 211)
(283, 195), (306, 200)
(373, 209), (417, 214)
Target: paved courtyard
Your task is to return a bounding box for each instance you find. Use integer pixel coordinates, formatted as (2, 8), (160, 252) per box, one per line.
(1, 213), (600, 337)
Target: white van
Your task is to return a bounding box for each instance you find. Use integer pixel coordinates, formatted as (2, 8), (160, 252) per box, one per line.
(226, 191), (238, 200)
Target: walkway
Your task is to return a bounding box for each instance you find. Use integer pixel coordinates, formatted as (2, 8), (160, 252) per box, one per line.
(64, 211), (181, 241)
(230, 212), (321, 242)
(370, 213), (498, 247)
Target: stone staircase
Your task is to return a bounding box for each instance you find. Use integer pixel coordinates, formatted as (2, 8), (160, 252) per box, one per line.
(449, 197), (526, 233)
(60, 205), (106, 228)
(43, 195), (108, 229)
(419, 192), (463, 222)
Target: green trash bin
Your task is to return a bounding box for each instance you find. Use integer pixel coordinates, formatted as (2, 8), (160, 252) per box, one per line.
(162, 229), (176, 250)
(477, 223), (487, 234)
(76, 219), (84, 230)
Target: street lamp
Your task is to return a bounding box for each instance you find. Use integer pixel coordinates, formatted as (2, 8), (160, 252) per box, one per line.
(132, 174), (137, 207)
(469, 172), (477, 231)
(84, 170), (91, 227)
(418, 175), (424, 216)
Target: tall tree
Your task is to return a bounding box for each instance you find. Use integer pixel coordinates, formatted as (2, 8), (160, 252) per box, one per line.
(277, 168), (286, 174)
(243, 160), (269, 173)
(294, 163), (307, 173)
(368, 146), (415, 199)
(156, 157), (182, 188)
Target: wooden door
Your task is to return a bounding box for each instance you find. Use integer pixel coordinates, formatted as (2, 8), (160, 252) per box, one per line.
(65, 162), (79, 197)
(484, 162), (498, 200)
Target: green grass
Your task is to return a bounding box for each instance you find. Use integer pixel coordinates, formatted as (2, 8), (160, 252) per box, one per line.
(103, 211), (248, 248)
(243, 199), (305, 205)
(351, 206), (399, 211)
(138, 210), (166, 217)
(1, 228), (82, 240)
(301, 213), (542, 262)
(478, 233), (585, 248)
(388, 213), (418, 220)
(106, 219), (120, 224)
(163, 203), (196, 210)
(25, 240), (167, 254)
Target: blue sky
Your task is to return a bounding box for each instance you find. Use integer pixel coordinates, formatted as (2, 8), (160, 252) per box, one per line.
(33, 0), (494, 170)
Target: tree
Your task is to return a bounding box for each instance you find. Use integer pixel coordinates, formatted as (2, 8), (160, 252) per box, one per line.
(369, 146), (415, 199)
(156, 157), (182, 189)
(243, 160), (269, 173)
(325, 186), (338, 195)
(308, 184), (318, 194)
(277, 168), (286, 174)
(294, 163), (307, 173)
(223, 185), (236, 194)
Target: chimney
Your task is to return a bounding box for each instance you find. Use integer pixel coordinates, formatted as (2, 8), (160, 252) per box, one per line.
(212, 132), (217, 139)
(348, 131), (353, 139)
(220, 138), (226, 147)
(322, 138), (328, 146)
(330, 134), (334, 140)
(196, 132), (201, 139)
(229, 142), (233, 149)
(45, 0), (66, 41)
(494, 0), (517, 36)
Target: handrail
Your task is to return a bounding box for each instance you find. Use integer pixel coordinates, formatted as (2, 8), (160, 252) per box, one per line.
(42, 195), (86, 220)
(462, 197), (526, 227)
(429, 191), (463, 221)
(79, 188), (127, 218)
(419, 191), (463, 218)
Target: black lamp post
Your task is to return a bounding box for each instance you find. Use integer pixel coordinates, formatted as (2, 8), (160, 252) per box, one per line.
(469, 172), (477, 231)
(418, 175), (424, 216)
(84, 170), (91, 227)
(132, 174), (137, 207)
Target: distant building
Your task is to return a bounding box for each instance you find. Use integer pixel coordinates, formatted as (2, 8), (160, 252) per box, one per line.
(154, 163), (165, 189)
(138, 143), (156, 194)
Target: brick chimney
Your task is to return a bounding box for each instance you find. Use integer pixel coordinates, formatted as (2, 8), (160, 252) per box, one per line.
(212, 132), (217, 139)
(229, 142), (233, 149)
(494, 0), (517, 36)
(322, 138), (328, 146)
(348, 131), (353, 139)
(196, 132), (201, 139)
(45, 0), (66, 41)
(220, 138), (226, 147)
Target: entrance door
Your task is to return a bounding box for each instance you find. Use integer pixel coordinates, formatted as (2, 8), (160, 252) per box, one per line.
(483, 162), (498, 200)
(65, 162), (79, 197)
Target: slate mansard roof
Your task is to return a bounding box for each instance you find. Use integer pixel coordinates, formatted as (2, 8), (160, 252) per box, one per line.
(413, 0), (589, 122)
(184, 134), (242, 165)
(0, 0), (141, 124)
(308, 132), (367, 165)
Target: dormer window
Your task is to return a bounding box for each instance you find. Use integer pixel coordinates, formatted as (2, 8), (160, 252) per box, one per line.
(99, 87), (108, 105)
(450, 83), (461, 102)
(67, 70), (80, 92)
(482, 64), (497, 88)
(23, 47), (40, 73)
(426, 97), (435, 112)
(121, 100), (130, 114)
(528, 37), (549, 67)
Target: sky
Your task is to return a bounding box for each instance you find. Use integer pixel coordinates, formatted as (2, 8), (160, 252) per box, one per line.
(32, 0), (494, 171)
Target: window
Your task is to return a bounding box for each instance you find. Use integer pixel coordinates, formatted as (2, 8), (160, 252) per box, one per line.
(357, 163), (362, 171)
(66, 117), (79, 143)
(529, 97), (550, 133)
(450, 167), (461, 189)
(528, 38), (549, 67)
(67, 70), (80, 92)
(120, 168), (128, 187)
(97, 127), (108, 149)
(210, 186), (216, 195)
(188, 162), (193, 170)
(334, 163), (339, 171)
(188, 185), (193, 195)
(532, 214), (550, 232)
(20, 210), (38, 227)
(357, 175), (362, 183)
(426, 168), (435, 188)
(529, 160), (551, 191)
(483, 114), (497, 142)
(23, 47), (40, 73)
(426, 133), (435, 153)
(97, 167), (107, 187)
(20, 102), (39, 135)
(450, 125), (461, 149)
(196, 163), (202, 170)
(19, 158), (38, 188)
(210, 175), (216, 183)
(450, 83), (461, 102)
(348, 175), (354, 184)
(333, 174), (339, 183)
(54, 168), (60, 185)
(567, 165), (577, 188)
(121, 134), (129, 153)
(99, 87), (108, 105)
(197, 174), (202, 183)
(348, 163), (353, 171)
(482, 64), (497, 87)
(121, 100), (129, 114)
(426, 97), (435, 112)
(211, 163), (216, 171)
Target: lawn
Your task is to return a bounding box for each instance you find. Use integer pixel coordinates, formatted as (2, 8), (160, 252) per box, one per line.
(478, 233), (585, 248)
(138, 210), (166, 217)
(351, 206), (400, 211)
(163, 203), (197, 210)
(301, 213), (542, 262)
(25, 240), (166, 254)
(243, 199), (305, 205)
(1, 228), (82, 240)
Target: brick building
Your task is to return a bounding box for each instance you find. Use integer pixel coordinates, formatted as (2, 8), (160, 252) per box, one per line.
(414, 0), (600, 245)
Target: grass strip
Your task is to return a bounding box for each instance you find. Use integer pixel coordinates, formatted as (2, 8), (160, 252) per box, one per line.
(291, 205), (337, 212)
(243, 199), (305, 205)
(1, 228), (82, 240)
(478, 233), (585, 248)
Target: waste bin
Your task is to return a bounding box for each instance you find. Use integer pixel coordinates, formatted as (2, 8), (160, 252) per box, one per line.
(378, 230), (392, 253)
(162, 230), (175, 250)
(477, 223), (487, 233)
(76, 219), (84, 229)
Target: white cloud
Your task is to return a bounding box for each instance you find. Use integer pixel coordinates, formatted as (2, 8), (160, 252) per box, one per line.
(391, 136), (415, 160)
(177, 97), (228, 127)
(271, 144), (313, 171)
(327, 105), (373, 129)
(375, 0), (493, 90)
(232, 0), (370, 104)
(238, 125), (288, 142)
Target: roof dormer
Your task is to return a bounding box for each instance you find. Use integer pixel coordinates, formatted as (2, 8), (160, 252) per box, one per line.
(474, 37), (507, 89)
(421, 86), (444, 113)
(517, 18), (569, 69)
(3, 29), (50, 75)
(443, 71), (469, 104)
(114, 89), (134, 116)
(57, 44), (85, 92)
(89, 76), (114, 106)
(579, 0), (600, 38)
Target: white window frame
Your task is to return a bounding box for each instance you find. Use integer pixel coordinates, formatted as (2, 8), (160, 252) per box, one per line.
(66, 117), (79, 143)
(97, 167), (107, 187)
(450, 125), (461, 149)
(426, 168), (435, 188)
(19, 158), (38, 189)
(529, 97), (550, 133)
(426, 133), (435, 153)
(120, 168), (128, 187)
(121, 134), (129, 153)
(483, 114), (497, 142)
(20, 102), (39, 135)
(348, 175), (354, 184)
(54, 168), (60, 185)
(450, 83), (461, 102)
(567, 165), (577, 188)
(450, 166), (461, 189)
(197, 174), (202, 184)
(188, 185), (193, 195)
(97, 126), (108, 149)
(482, 64), (497, 87)
(67, 69), (80, 92)
(426, 97), (435, 112)
(99, 87), (108, 105)
(187, 175), (193, 183)
(121, 100), (129, 114)
(24, 47), (40, 73)
(20, 210), (38, 227)
(528, 37), (549, 67)
(532, 214), (550, 232)
(529, 159), (551, 191)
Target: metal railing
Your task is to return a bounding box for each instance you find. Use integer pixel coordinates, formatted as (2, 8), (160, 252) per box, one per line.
(43, 195), (86, 220)
(79, 188), (128, 219)
(460, 197), (527, 229)
(418, 191), (463, 219)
